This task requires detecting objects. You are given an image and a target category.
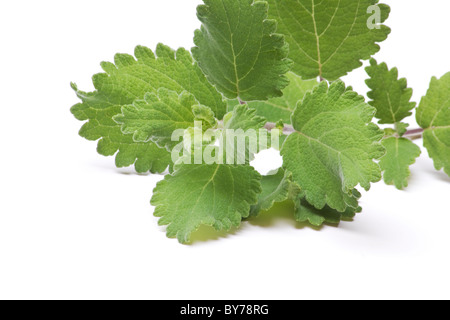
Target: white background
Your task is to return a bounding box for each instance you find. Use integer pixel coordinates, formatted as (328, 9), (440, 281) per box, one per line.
(1, 0), (450, 300)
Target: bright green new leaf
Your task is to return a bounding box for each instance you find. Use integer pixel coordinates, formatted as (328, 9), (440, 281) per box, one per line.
(192, 0), (292, 101)
(151, 164), (262, 243)
(384, 123), (409, 138)
(114, 89), (202, 150)
(71, 44), (226, 172)
(281, 81), (385, 212)
(192, 104), (218, 129)
(223, 105), (268, 164)
(227, 72), (318, 123)
(249, 169), (293, 216)
(379, 137), (421, 189)
(396, 122), (410, 137)
(365, 59), (416, 124)
(267, 0), (391, 80)
(224, 105), (267, 131)
(172, 105), (267, 167)
(416, 73), (450, 177)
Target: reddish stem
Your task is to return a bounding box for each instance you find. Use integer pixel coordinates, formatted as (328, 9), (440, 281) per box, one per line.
(403, 128), (424, 141)
(264, 122), (424, 140)
(404, 128), (424, 136)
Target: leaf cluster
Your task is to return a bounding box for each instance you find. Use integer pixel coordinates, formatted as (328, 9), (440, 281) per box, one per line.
(71, 0), (450, 243)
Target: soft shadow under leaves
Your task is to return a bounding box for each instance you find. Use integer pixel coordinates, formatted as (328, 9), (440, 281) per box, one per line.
(188, 200), (345, 244)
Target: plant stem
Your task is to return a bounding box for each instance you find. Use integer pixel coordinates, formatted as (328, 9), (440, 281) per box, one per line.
(264, 122), (425, 140)
(394, 122), (400, 134)
(403, 128), (424, 140)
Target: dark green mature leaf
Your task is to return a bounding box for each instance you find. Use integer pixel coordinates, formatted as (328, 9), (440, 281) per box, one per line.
(71, 44), (226, 172)
(417, 73), (450, 177)
(250, 168), (362, 226)
(192, 0), (292, 101)
(152, 164), (261, 243)
(267, 0), (390, 80)
(365, 59), (416, 124)
(281, 81), (384, 212)
(380, 137), (421, 189)
(250, 169), (293, 216)
(294, 198), (361, 226)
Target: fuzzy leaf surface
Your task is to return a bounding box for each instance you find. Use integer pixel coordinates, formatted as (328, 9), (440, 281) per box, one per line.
(267, 0), (390, 80)
(224, 105), (267, 131)
(151, 164), (261, 243)
(416, 73), (450, 177)
(294, 199), (361, 226)
(379, 137), (421, 189)
(192, 0), (292, 101)
(227, 72), (318, 123)
(114, 89), (202, 150)
(365, 59), (416, 124)
(224, 105), (268, 164)
(71, 44), (226, 172)
(281, 81), (384, 212)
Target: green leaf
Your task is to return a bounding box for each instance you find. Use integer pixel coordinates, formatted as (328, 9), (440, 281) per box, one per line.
(294, 198), (362, 227)
(71, 44), (226, 172)
(192, 105), (218, 129)
(113, 89), (202, 151)
(416, 73), (450, 177)
(379, 137), (421, 189)
(384, 123), (409, 138)
(223, 105), (268, 164)
(396, 122), (409, 137)
(281, 81), (385, 212)
(365, 59), (416, 124)
(151, 164), (262, 243)
(172, 104), (268, 167)
(192, 0), (292, 101)
(227, 72), (319, 123)
(267, 0), (391, 80)
(224, 105), (267, 131)
(249, 168), (362, 226)
(289, 175), (362, 226)
(71, 83), (171, 173)
(249, 168), (293, 216)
